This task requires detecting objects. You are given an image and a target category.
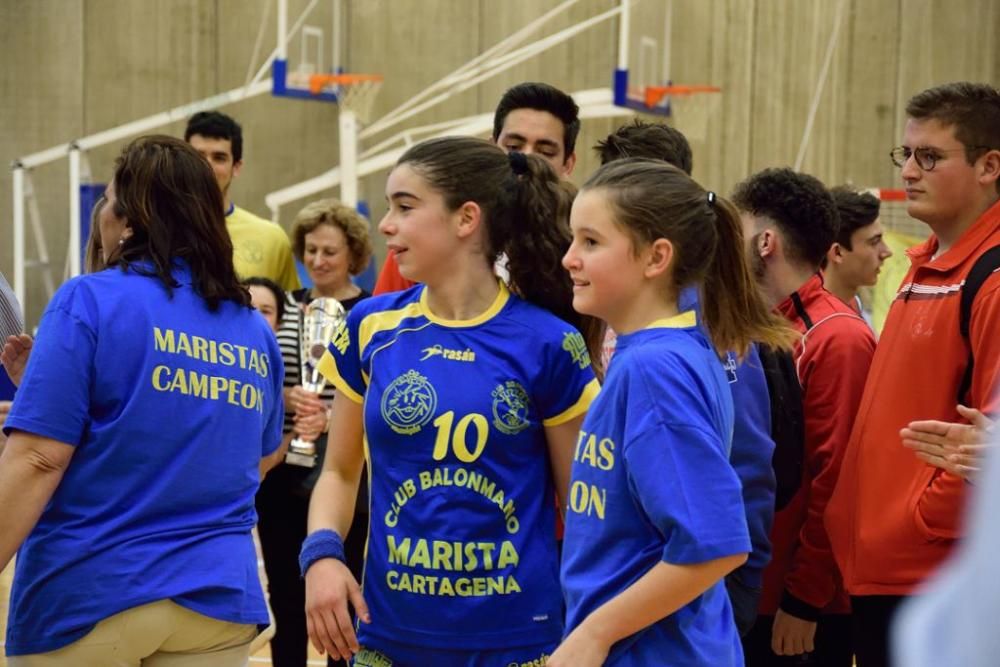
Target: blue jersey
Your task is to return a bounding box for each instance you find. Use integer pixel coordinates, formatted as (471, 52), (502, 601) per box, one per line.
(680, 287), (774, 590)
(318, 282), (598, 650)
(3, 262), (284, 655)
(560, 313), (750, 667)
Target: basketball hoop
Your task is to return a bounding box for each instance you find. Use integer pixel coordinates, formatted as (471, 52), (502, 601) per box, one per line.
(643, 84), (722, 142)
(643, 84), (721, 109)
(307, 73), (384, 124)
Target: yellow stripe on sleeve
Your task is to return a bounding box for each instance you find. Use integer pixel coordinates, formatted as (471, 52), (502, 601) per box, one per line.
(543, 377), (601, 427)
(317, 349), (364, 404)
(358, 302), (424, 355)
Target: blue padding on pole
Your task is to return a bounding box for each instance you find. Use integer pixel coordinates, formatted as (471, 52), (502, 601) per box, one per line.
(79, 183), (106, 267)
(0, 367), (15, 401)
(355, 259), (376, 293)
(354, 200), (375, 292)
(273, 59), (288, 95)
(613, 68), (629, 107)
(271, 58), (340, 103)
(296, 259), (314, 289)
(611, 68), (672, 117)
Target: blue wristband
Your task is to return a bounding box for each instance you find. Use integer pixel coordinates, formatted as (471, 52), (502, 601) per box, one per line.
(299, 529), (346, 577)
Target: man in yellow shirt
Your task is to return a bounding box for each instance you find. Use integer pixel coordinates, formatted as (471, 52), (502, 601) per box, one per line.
(185, 111), (299, 290)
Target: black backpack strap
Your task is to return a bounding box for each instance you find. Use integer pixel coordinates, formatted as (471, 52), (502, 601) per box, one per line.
(957, 245), (1000, 404)
(789, 291), (814, 331)
(758, 345), (805, 512)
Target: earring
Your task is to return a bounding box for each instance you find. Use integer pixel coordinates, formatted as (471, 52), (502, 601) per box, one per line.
(118, 238), (125, 246)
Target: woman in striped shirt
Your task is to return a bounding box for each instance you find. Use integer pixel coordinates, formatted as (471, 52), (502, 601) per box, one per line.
(256, 198), (373, 667)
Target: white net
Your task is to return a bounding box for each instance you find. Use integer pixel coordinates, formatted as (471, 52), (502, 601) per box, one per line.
(667, 91), (722, 143)
(335, 77), (383, 125)
(285, 72), (384, 125)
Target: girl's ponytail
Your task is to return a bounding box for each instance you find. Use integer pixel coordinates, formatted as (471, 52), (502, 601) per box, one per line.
(701, 195), (795, 357)
(493, 153), (605, 378)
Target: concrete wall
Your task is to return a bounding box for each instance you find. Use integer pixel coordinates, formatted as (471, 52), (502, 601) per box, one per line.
(2, 0), (998, 325)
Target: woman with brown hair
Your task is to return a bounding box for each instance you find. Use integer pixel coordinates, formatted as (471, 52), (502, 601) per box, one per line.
(258, 198), (373, 667)
(0, 135), (284, 665)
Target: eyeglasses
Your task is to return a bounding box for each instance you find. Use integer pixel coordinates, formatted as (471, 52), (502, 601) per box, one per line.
(890, 145), (989, 171)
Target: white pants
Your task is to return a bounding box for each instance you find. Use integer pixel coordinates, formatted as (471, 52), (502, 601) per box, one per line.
(8, 599), (257, 667)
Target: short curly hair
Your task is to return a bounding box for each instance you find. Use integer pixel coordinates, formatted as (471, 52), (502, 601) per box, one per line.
(594, 119), (693, 175)
(731, 167), (839, 269)
(291, 199), (373, 275)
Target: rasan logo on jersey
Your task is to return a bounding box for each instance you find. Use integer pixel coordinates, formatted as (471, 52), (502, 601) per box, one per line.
(419, 344), (476, 362)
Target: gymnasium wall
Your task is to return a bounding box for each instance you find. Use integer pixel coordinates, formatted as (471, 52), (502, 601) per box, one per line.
(2, 0), (998, 325)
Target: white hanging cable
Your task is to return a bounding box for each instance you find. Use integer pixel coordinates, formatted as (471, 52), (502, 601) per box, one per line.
(794, 0), (849, 171)
(362, 0), (583, 138)
(244, 0), (273, 88)
(361, 2), (624, 141)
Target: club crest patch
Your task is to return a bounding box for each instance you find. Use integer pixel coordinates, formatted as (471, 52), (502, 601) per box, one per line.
(562, 331), (591, 369)
(492, 380), (531, 435)
(381, 369), (437, 435)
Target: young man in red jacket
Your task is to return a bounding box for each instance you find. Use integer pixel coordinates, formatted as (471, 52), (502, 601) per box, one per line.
(825, 81), (1000, 667)
(823, 186), (893, 315)
(734, 168), (877, 666)
(373, 81), (580, 295)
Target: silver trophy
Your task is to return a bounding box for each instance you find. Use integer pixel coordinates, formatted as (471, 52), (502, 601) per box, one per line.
(285, 297), (347, 468)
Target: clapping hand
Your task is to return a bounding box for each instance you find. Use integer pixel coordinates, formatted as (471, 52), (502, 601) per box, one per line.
(902, 405), (996, 480)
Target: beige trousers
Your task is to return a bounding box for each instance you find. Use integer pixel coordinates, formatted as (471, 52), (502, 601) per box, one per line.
(7, 599), (257, 667)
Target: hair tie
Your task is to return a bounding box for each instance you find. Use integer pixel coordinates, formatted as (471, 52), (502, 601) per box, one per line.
(509, 151), (530, 176)
(707, 191), (717, 206)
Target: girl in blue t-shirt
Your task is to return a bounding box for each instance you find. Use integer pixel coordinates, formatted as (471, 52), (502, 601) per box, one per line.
(300, 137), (602, 666)
(553, 159), (794, 667)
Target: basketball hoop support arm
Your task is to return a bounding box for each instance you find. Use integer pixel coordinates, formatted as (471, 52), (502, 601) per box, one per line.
(339, 110), (359, 208)
(613, 0), (632, 107)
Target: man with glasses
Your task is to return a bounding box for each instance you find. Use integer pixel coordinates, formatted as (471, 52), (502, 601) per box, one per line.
(826, 82), (1000, 667)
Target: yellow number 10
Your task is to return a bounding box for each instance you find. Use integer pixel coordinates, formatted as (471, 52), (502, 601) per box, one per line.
(432, 411), (489, 462)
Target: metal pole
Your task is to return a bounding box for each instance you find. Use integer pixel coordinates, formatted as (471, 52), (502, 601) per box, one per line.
(12, 165), (25, 308)
(618, 0), (631, 71)
(794, 0), (849, 171)
(68, 145), (81, 277)
(278, 0), (288, 61)
(339, 109), (359, 208)
(333, 0), (342, 74)
(663, 0), (673, 83)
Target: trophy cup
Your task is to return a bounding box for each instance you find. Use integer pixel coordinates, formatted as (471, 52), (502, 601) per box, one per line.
(285, 297), (347, 468)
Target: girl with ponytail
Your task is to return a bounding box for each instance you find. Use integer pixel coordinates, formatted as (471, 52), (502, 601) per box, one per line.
(553, 158), (794, 667)
(301, 137), (600, 666)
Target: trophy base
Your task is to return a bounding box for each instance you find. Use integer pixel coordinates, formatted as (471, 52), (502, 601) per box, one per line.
(285, 451), (317, 468)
